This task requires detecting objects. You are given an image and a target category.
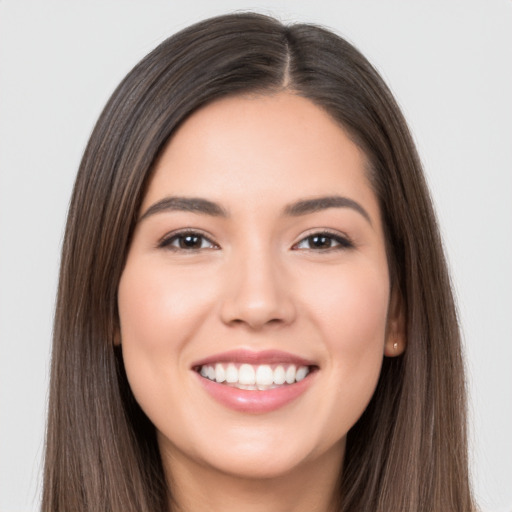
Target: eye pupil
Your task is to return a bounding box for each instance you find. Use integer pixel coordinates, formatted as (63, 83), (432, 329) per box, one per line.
(180, 235), (202, 249)
(309, 235), (331, 248)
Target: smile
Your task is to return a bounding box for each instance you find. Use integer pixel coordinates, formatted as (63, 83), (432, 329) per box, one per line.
(192, 350), (318, 413)
(197, 363), (312, 390)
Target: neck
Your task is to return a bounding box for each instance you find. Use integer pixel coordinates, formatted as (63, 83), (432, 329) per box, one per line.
(161, 441), (344, 512)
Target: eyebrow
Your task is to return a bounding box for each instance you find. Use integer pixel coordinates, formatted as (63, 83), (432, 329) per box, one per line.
(139, 197), (228, 221)
(139, 195), (372, 225)
(283, 196), (372, 225)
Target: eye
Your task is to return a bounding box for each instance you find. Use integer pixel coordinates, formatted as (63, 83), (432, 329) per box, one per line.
(293, 231), (353, 251)
(159, 231), (218, 251)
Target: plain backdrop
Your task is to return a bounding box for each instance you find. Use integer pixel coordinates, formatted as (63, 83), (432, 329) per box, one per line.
(0, 1), (511, 511)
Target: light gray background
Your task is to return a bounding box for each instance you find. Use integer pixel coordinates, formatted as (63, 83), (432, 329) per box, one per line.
(1, 1), (511, 511)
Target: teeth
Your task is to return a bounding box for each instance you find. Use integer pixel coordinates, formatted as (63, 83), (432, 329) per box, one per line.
(273, 365), (286, 385)
(225, 363), (238, 383)
(198, 362), (311, 388)
(285, 365), (296, 384)
(215, 363), (226, 383)
(239, 364), (256, 385)
(296, 366), (308, 382)
(256, 365), (274, 387)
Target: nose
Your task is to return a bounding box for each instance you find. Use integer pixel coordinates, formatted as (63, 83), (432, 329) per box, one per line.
(219, 247), (296, 330)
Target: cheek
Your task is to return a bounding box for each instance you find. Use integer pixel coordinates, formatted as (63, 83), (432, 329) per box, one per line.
(300, 262), (389, 432)
(118, 259), (215, 349)
(302, 261), (390, 347)
(116, 259), (217, 415)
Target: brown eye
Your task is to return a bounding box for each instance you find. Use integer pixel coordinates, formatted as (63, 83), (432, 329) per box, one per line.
(308, 235), (334, 249)
(294, 232), (353, 251)
(160, 231), (218, 251)
(178, 234), (204, 249)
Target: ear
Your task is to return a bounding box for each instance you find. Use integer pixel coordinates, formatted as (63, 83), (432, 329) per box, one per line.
(384, 285), (406, 357)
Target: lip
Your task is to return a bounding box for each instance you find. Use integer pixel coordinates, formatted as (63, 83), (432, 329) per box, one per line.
(192, 349), (318, 414)
(195, 370), (316, 413)
(191, 349), (317, 368)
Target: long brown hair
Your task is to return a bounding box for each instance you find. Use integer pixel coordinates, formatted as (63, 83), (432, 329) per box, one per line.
(42, 12), (476, 511)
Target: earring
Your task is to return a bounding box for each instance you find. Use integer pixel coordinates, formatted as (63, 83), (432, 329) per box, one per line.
(393, 341), (398, 350)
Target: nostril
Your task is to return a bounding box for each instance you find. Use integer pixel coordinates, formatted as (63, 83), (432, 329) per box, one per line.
(218, 269), (296, 329)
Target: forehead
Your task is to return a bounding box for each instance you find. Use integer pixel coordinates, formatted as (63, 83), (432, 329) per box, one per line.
(143, 92), (378, 218)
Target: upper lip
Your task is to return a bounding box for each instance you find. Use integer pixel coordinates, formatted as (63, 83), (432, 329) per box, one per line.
(191, 349), (317, 369)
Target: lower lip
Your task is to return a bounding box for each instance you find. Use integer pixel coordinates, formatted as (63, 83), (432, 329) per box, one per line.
(195, 372), (315, 413)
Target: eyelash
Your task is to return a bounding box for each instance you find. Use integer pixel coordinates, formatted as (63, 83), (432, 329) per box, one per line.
(158, 230), (219, 251)
(291, 230), (354, 251)
(158, 229), (354, 252)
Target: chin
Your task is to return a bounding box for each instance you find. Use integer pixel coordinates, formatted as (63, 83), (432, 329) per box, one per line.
(203, 449), (314, 480)
(184, 428), (344, 482)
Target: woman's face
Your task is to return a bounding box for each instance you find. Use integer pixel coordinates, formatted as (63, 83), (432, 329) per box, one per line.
(118, 92), (403, 481)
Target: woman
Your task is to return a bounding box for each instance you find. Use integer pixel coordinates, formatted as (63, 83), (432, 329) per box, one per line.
(42, 12), (476, 511)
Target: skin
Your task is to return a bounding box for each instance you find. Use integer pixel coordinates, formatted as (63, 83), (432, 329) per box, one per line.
(117, 92), (404, 512)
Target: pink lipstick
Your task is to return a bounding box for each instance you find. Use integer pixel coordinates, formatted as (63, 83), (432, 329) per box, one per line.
(192, 349), (318, 413)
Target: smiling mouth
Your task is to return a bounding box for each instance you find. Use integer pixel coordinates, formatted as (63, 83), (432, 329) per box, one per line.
(194, 362), (317, 391)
